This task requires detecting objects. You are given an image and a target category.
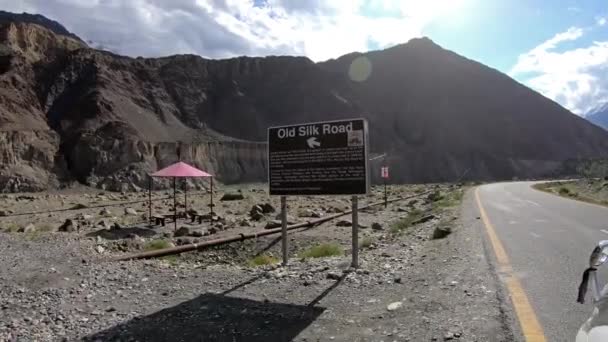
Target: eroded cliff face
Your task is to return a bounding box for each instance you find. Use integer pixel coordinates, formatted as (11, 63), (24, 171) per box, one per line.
(0, 130), (63, 192)
(80, 139), (267, 192)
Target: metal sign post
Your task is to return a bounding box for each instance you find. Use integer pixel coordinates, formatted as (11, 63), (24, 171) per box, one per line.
(281, 196), (288, 266)
(381, 166), (389, 208)
(267, 118), (369, 268)
(351, 195), (359, 268)
(384, 178), (387, 208)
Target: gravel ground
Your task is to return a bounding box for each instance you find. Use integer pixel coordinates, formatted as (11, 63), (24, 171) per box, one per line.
(0, 184), (514, 341)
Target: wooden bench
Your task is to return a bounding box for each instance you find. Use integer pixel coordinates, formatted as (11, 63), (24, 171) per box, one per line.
(189, 212), (219, 224)
(190, 213), (208, 224)
(152, 215), (166, 226)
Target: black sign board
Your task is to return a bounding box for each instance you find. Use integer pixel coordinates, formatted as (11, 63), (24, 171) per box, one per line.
(268, 118), (369, 195)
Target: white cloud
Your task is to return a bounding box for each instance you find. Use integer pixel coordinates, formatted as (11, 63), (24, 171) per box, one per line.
(510, 27), (608, 115)
(597, 16), (607, 26)
(0, 0), (468, 62)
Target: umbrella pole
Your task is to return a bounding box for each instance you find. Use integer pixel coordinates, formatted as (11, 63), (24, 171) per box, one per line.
(148, 175), (152, 226)
(210, 177), (214, 215)
(184, 179), (187, 214)
(173, 177), (177, 232)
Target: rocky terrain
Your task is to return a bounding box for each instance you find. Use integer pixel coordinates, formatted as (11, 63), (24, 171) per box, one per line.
(2, 12), (608, 192)
(0, 183), (515, 341)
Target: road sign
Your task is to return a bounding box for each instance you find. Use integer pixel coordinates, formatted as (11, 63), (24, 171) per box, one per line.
(268, 118), (369, 195)
(381, 166), (389, 179)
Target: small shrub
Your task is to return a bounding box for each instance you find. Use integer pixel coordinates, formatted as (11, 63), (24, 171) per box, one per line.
(248, 254), (279, 267)
(558, 187), (570, 195)
(144, 239), (172, 251)
(161, 255), (180, 265)
(3, 223), (20, 233)
(390, 209), (423, 234)
(427, 191), (443, 202)
(299, 243), (343, 259)
(359, 237), (374, 249)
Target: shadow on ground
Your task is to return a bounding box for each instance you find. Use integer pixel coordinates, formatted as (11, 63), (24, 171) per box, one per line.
(82, 293), (325, 342)
(85, 227), (158, 240)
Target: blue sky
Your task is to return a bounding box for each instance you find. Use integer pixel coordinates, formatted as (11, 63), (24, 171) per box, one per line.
(1, 0), (607, 114)
(426, 1), (607, 71)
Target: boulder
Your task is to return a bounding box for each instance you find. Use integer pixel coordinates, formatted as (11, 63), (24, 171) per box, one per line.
(387, 301), (403, 311)
(261, 203), (275, 213)
(265, 220), (282, 229)
(220, 192), (245, 201)
(71, 203), (88, 210)
(240, 219), (253, 227)
(176, 237), (194, 246)
(189, 230), (206, 237)
(336, 220), (352, 227)
(371, 222), (383, 231)
(326, 271), (341, 280)
(58, 219), (76, 232)
(432, 226), (452, 239)
(99, 208), (112, 216)
(250, 205), (264, 220)
(298, 209), (322, 218)
(174, 227), (191, 237)
(124, 207), (138, 216)
(427, 191), (443, 202)
(19, 223), (36, 233)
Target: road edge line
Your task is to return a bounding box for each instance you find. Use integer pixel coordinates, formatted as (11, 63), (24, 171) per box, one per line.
(475, 187), (547, 342)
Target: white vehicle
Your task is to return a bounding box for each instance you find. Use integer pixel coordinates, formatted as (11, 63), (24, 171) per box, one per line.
(576, 240), (608, 341)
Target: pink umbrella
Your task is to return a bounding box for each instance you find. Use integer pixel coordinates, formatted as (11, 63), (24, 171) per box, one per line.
(151, 162), (212, 178)
(149, 162), (213, 231)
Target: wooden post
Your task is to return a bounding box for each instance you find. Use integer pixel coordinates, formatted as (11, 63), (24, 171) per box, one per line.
(351, 195), (359, 268)
(148, 175), (152, 226)
(281, 196), (288, 266)
(184, 179), (188, 214)
(173, 177), (177, 232)
(384, 178), (387, 208)
(209, 177), (214, 215)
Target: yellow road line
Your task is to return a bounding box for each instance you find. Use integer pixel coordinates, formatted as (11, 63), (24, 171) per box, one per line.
(475, 188), (547, 342)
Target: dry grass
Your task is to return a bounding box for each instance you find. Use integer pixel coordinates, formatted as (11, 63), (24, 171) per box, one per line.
(299, 243), (343, 259)
(248, 254), (280, 267)
(359, 236), (374, 249)
(144, 239), (172, 251)
(390, 209), (424, 234)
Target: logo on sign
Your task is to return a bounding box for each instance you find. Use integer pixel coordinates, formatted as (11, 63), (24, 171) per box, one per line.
(381, 166), (389, 179)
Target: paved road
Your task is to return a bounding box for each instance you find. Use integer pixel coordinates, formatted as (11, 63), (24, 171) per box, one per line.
(475, 182), (608, 342)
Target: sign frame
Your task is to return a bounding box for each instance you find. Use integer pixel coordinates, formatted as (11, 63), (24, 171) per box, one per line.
(267, 118), (370, 196)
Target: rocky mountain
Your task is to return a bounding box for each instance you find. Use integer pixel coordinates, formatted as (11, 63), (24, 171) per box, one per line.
(0, 10), (83, 43)
(586, 103), (608, 130)
(1, 12), (608, 192)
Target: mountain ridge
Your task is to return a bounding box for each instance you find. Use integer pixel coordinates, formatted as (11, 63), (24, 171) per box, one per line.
(585, 103), (608, 130)
(1, 12), (608, 192)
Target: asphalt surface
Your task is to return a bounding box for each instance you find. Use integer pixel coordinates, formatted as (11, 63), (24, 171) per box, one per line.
(475, 182), (608, 342)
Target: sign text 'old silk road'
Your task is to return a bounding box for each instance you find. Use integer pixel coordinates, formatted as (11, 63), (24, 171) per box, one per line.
(268, 119), (369, 196)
